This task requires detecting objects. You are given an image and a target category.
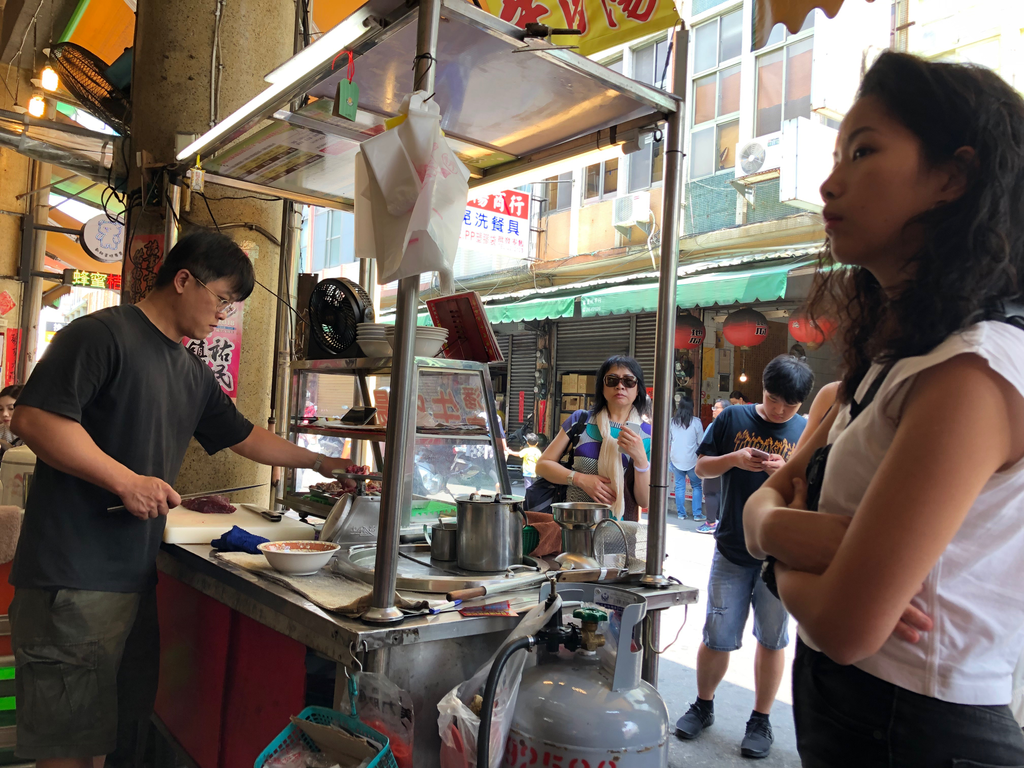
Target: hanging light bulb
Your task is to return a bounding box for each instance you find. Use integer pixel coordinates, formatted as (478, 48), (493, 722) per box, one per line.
(739, 371), (748, 383)
(40, 66), (59, 92)
(27, 93), (46, 118)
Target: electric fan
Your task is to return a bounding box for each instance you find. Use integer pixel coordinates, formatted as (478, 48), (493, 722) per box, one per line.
(305, 278), (375, 359)
(49, 43), (131, 135)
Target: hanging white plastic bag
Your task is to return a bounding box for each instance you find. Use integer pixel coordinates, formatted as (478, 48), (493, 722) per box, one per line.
(437, 595), (562, 768)
(355, 91), (470, 293)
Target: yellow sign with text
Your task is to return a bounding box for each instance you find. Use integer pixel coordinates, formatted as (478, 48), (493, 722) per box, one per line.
(477, 0), (680, 57)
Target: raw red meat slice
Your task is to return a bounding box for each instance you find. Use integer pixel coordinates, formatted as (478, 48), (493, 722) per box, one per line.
(182, 495), (236, 514)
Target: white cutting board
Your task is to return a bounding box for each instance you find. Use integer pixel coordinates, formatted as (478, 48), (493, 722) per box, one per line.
(163, 504), (315, 544)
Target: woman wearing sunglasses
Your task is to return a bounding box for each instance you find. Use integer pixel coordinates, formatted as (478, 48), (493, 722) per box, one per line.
(536, 355), (651, 520)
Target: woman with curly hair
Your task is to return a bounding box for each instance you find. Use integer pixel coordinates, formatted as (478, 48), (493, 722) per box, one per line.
(743, 52), (1024, 765)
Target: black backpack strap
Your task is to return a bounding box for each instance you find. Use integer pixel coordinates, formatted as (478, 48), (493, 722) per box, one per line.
(560, 411), (589, 469)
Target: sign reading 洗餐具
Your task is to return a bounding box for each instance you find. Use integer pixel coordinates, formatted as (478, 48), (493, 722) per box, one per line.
(476, 0), (680, 57)
(455, 190), (530, 279)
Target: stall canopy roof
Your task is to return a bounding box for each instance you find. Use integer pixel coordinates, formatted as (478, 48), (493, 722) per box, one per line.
(175, 0), (677, 209)
(580, 262), (794, 317)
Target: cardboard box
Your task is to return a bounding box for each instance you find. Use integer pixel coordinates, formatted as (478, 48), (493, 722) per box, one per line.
(562, 373), (578, 393)
(581, 375), (597, 393)
(562, 395), (580, 411)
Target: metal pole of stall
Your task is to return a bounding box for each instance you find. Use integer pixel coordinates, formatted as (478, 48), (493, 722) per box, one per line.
(639, 25), (687, 685)
(641, 115), (684, 590)
(363, 0), (441, 625)
(639, 108), (684, 679)
(271, 201), (296, 508)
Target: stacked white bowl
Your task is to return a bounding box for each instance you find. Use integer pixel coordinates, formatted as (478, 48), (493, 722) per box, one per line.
(384, 325), (449, 357)
(356, 323), (392, 358)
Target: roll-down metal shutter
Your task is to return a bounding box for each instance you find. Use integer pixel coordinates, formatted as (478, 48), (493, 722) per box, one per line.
(633, 312), (658, 385)
(489, 335), (511, 367)
(555, 317), (633, 383)
(508, 333), (537, 430)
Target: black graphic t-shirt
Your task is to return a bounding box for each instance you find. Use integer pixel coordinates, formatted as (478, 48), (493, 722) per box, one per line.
(697, 404), (806, 568)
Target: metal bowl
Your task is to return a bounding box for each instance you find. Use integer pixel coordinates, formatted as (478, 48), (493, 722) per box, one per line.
(550, 502), (613, 528)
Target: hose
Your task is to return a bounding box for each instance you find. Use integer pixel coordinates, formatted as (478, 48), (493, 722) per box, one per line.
(477, 635), (536, 768)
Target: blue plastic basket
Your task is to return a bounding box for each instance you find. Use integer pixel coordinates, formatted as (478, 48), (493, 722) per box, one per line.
(255, 705), (398, 768)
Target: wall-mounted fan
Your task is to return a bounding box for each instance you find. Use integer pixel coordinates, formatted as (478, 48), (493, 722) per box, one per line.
(306, 278), (375, 359)
(50, 43), (131, 135)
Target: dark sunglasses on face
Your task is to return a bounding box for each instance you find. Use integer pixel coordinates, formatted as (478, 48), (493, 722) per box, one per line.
(604, 374), (638, 389)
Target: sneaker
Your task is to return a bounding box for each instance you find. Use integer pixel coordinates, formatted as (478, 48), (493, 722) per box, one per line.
(676, 513), (689, 520)
(693, 515), (706, 522)
(696, 521), (718, 534)
(740, 714), (774, 759)
(675, 701), (714, 740)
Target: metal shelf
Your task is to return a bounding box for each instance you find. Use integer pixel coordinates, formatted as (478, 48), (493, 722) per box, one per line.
(292, 425), (388, 441)
(290, 357), (392, 374)
(293, 424), (494, 441)
(282, 493), (335, 518)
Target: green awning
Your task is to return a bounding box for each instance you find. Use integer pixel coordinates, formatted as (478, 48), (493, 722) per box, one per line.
(380, 295), (576, 326)
(484, 296), (576, 324)
(579, 263), (792, 317)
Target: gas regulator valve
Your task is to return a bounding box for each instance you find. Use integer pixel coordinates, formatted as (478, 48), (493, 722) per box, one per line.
(573, 607), (608, 652)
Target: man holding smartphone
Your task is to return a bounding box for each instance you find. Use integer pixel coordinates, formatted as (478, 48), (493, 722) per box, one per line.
(675, 354), (813, 759)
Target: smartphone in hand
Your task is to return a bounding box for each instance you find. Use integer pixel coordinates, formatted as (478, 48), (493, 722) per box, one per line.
(749, 448), (770, 460)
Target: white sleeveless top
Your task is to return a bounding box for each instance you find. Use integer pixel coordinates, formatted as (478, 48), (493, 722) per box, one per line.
(813, 321), (1024, 706)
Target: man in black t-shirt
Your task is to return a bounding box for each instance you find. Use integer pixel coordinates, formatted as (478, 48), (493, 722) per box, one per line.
(9, 232), (350, 766)
(675, 355), (812, 759)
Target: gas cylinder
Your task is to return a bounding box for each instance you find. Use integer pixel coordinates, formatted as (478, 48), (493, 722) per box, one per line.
(502, 585), (670, 768)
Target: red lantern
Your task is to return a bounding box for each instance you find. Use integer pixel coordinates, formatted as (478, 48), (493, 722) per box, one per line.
(675, 313), (706, 350)
(723, 308), (769, 348)
(788, 313), (837, 347)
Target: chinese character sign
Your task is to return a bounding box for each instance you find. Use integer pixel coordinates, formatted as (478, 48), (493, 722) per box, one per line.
(183, 303), (244, 400)
(455, 190), (530, 279)
(70, 270), (121, 290)
(477, 0), (679, 57)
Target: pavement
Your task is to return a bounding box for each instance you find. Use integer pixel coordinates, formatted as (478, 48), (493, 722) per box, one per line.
(660, 511), (801, 768)
(511, 479), (801, 767)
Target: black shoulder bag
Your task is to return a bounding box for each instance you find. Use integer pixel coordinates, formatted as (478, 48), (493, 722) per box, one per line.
(523, 415), (589, 513)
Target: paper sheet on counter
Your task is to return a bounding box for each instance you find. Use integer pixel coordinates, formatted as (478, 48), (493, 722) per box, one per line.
(213, 552), (429, 616)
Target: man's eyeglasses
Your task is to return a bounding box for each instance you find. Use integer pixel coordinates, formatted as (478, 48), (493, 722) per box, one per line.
(604, 374), (638, 389)
(192, 273), (237, 317)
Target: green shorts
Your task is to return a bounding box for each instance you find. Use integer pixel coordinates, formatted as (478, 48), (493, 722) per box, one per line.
(10, 587), (159, 761)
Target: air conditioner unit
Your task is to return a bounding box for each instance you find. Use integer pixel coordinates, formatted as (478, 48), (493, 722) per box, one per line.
(734, 132), (783, 181)
(780, 116), (839, 212)
(611, 191), (652, 237)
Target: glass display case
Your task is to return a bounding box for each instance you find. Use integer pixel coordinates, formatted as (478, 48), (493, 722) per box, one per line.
(284, 356), (512, 526)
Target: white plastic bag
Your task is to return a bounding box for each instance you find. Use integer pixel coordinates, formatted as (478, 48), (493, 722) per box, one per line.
(437, 595), (562, 768)
(355, 91), (470, 293)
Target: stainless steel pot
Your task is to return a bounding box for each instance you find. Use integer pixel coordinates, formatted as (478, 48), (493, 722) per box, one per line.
(455, 493), (526, 572)
(425, 521), (458, 561)
(551, 502), (612, 569)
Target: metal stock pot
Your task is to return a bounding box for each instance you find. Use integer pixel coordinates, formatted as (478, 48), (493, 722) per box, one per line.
(455, 493), (526, 572)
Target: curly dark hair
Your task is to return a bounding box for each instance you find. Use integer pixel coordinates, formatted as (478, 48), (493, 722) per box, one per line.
(806, 52), (1024, 399)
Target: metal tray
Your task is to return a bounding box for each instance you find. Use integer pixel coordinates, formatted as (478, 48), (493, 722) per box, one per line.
(332, 544), (550, 593)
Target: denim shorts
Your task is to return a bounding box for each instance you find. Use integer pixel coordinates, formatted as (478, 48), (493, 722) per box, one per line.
(702, 548), (790, 652)
(10, 587), (159, 761)
(793, 638), (1024, 768)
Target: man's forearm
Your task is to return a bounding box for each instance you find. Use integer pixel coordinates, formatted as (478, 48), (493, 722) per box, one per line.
(13, 407), (135, 496)
(230, 426), (321, 468)
(695, 454), (734, 479)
